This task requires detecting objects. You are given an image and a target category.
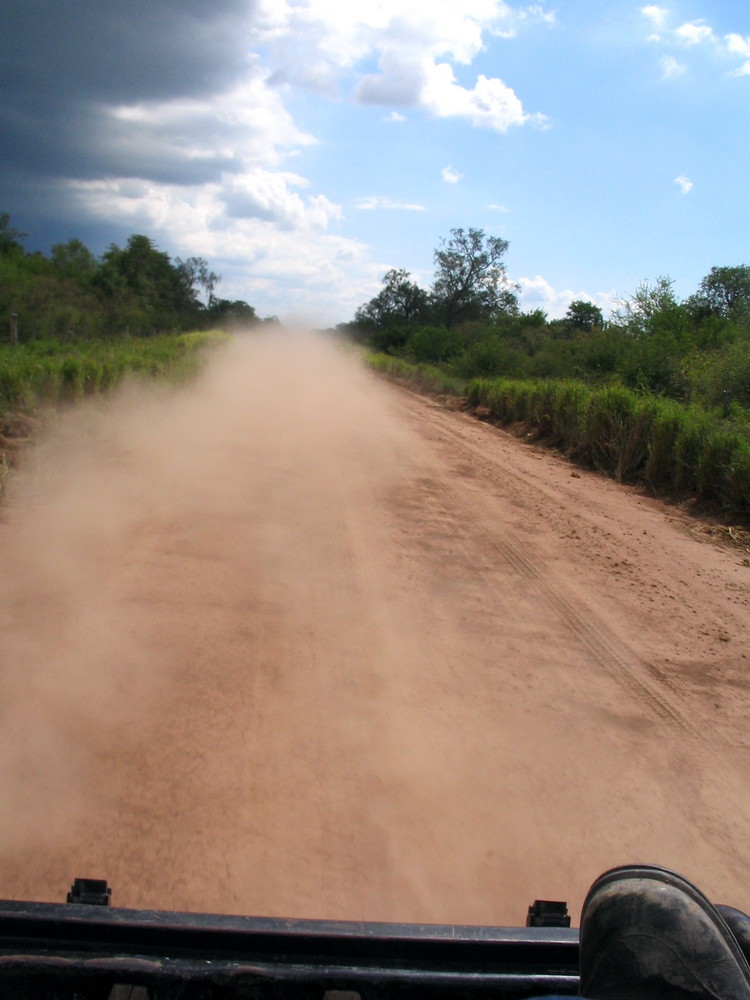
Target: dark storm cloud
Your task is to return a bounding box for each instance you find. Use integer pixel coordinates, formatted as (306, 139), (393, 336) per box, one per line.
(1, 0), (254, 108)
(0, 0), (259, 238)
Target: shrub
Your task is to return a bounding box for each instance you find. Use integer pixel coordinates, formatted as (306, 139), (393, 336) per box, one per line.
(550, 381), (591, 453)
(458, 336), (528, 379)
(644, 399), (684, 489)
(365, 353), (463, 395)
(583, 386), (644, 478)
(406, 326), (464, 365)
(388, 367), (750, 520)
(0, 330), (226, 414)
(726, 441), (750, 513)
(673, 408), (714, 494)
(696, 428), (747, 506)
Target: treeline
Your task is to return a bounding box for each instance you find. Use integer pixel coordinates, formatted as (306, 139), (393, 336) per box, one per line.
(0, 213), (264, 341)
(345, 228), (750, 419)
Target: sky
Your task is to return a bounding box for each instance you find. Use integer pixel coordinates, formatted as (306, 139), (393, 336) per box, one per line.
(1, 0), (748, 325)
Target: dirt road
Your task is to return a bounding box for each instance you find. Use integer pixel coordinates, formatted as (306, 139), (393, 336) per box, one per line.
(1, 333), (749, 926)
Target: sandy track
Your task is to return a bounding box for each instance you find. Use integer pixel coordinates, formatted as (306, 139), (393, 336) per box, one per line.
(1, 333), (749, 926)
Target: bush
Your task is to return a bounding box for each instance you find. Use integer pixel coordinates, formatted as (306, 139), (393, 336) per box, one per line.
(365, 353), (464, 395)
(673, 408), (714, 495)
(406, 325), (465, 365)
(550, 381), (591, 453)
(644, 400), (684, 489)
(696, 428), (747, 506)
(457, 336), (528, 379)
(583, 386), (644, 478)
(726, 441), (750, 513)
(461, 374), (750, 517)
(690, 339), (750, 411)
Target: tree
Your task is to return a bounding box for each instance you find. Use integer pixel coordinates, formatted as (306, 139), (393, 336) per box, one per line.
(0, 212), (26, 255)
(565, 299), (603, 332)
(209, 298), (257, 325)
(98, 234), (196, 324)
(688, 265), (750, 321)
(611, 277), (692, 394)
(115, 235), (177, 298)
(406, 325), (464, 364)
(355, 269), (428, 330)
(50, 238), (96, 278)
(175, 256), (220, 307)
(354, 268), (429, 352)
(431, 227), (518, 328)
(612, 276), (685, 339)
(457, 335), (528, 379)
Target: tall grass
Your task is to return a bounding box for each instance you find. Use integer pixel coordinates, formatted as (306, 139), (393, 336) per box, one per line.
(0, 330), (228, 412)
(456, 366), (750, 517)
(466, 375), (750, 517)
(365, 352), (465, 396)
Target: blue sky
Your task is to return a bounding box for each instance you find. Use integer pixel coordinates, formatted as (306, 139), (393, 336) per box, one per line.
(1, 0), (748, 324)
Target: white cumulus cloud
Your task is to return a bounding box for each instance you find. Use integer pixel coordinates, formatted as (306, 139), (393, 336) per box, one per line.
(725, 33), (750, 76)
(64, 173), (368, 322)
(660, 55), (686, 78)
(422, 63), (542, 131)
(516, 275), (616, 319)
(441, 165), (463, 183)
(223, 170), (343, 230)
(258, 0), (549, 132)
(641, 6), (669, 30)
(355, 196), (425, 210)
(675, 20), (715, 46)
(674, 175), (693, 194)
(642, 11), (750, 77)
(104, 74), (315, 176)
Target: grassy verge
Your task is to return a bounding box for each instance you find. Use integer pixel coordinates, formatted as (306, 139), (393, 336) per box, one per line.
(0, 330), (229, 411)
(366, 353), (750, 519)
(466, 377), (750, 517)
(365, 351), (465, 397)
(0, 329), (229, 499)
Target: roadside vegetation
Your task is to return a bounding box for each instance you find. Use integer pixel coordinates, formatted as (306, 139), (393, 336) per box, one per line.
(0, 329), (232, 501)
(344, 229), (750, 519)
(0, 212), (262, 340)
(0, 330), (229, 412)
(0, 212), (267, 499)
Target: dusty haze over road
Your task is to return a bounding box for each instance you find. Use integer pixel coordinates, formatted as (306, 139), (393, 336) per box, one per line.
(1, 332), (749, 924)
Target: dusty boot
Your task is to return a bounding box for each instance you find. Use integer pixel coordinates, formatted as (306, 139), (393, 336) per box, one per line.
(580, 865), (750, 1000)
(718, 907), (750, 966)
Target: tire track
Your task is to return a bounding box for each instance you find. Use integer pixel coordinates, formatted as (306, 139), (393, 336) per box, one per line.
(395, 404), (697, 736)
(468, 509), (693, 733)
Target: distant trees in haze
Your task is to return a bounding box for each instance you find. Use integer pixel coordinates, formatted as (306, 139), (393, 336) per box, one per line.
(0, 214), (261, 340)
(354, 268), (429, 353)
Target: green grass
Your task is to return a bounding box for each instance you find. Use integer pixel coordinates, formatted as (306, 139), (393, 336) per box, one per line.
(365, 352), (465, 396)
(383, 356), (750, 518)
(0, 330), (228, 412)
(465, 375), (750, 517)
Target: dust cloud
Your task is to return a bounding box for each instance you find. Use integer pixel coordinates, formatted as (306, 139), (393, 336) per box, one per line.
(0, 336), (283, 828)
(0, 330), (435, 913)
(3, 328), (748, 925)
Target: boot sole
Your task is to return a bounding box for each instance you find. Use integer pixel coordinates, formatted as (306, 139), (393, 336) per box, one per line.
(582, 864), (750, 985)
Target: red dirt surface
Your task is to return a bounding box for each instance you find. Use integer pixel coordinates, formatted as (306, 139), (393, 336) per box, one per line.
(1, 332), (749, 926)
